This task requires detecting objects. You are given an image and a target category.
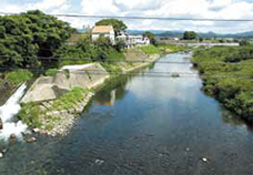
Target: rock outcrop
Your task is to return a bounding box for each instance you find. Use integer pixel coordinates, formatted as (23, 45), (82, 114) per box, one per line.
(21, 63), (109, 103)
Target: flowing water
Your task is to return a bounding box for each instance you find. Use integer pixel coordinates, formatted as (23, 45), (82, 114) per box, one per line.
(0, 84), (28, 142)
(0, 53), (252, 175)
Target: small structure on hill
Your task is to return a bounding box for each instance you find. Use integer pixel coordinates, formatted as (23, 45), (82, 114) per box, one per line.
(91, 25), (115, 44)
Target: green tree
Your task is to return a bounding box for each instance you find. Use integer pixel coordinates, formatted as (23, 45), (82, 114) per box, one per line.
(239, 39), (250, 46)
(183, 31), (197, 40)
(95, 19), (127, 35)
(114, 40), (126, 52)
(93, 36), (111, 61)
(0, 10), (74, 69)
(143, 31), (157, 45)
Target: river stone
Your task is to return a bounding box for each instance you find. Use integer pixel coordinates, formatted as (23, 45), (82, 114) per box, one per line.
(202, 158), (208, 162)
(95, 159), (105, 165)
(26, 137), (36, 143)
(22, 130), (31, 136)
(10, 134), (17, 142)
(39, 105), (47, 111)
(33, 128), (40, 133)
(68, 108), (75, 114)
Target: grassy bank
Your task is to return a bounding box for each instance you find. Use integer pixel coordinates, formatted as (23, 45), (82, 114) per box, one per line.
(19, 87), (93, 131)
(157, 44), (190, 53)
(193, 46), (253, 122)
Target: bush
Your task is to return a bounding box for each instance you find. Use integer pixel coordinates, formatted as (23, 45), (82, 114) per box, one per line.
(19, 103), (42, 128)
(193, 46), (253, 121)
(5, 69), (33, 86)
(45, 69), (58, 76)
(50, 87), (91, 111)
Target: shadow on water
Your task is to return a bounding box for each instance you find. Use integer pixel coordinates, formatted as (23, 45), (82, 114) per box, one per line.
(94, 63), (156, 106)
(94, 76), (129, 106)
(221, 107), (253, 131)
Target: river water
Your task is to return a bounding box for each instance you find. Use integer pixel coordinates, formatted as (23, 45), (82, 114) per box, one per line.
(0, 53), (253, 175)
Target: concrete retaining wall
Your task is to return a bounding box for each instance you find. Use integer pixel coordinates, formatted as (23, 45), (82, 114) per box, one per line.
(21, 63), (109, 103)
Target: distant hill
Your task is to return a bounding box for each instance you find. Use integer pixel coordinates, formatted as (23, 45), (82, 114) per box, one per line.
(76, 28), (253, 39)
(127, 30), (253, 38)
(198, 31), (253, 38)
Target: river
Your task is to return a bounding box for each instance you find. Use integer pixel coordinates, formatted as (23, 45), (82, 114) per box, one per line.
(0, 53), (253, 175)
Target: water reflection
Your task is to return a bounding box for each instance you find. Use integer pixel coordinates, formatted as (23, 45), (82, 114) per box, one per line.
(94, 75), (135, 106)
(221, 107), (253, 131)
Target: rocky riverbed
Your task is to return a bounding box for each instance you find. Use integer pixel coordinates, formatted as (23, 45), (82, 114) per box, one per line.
(35, 92), (94, 136)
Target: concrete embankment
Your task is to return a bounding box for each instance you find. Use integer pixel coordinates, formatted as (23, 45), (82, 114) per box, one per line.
(21, 63), (109, 103)
(20, 51), (161, 136)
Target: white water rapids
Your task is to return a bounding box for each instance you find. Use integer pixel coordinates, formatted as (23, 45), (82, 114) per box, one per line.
(0, 84), (28, 142)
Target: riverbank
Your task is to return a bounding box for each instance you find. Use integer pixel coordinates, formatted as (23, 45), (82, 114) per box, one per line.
(17, 49), (162, 136)
(192, 46), (253, 122)
(2, 53), (252, 175)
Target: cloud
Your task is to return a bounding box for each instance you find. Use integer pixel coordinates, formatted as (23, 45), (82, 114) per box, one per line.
(32, 0), (68, 10)
(1, 0), (253, 33)
(0, 0), (68, 13)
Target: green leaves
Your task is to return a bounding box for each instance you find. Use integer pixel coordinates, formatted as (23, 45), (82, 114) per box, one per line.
(183, 31), (197, 40)
(95, 19), (127, 35)
(5, 69), (33, 86)
(0, 10), (74, 69)
(193, 46), (253, 121)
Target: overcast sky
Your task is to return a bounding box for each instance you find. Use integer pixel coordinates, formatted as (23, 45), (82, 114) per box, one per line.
(1, 0), (253, 33)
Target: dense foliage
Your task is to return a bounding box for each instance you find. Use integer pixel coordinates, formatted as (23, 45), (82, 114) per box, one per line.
(143, 31), (157, 45)
(183, 31), (197, 40)
(5, 69), (33, 86)
(193, 46), (253, 121)
(0, 10), (74, 69)
(55, 36), (125, 67)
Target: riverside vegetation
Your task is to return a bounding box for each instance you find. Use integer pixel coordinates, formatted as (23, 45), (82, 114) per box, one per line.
(0, 10), (187, 135)
(193, 46), (253, 122)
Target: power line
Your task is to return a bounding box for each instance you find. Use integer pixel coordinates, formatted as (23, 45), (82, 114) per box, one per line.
(1, 12), (253, 22)
(1, 67), (253, 79)
(1, 55), (253, 66)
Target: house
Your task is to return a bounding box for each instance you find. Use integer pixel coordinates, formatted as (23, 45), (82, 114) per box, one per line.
(116, 33), (151, 48)
(91, 25), (115, 44)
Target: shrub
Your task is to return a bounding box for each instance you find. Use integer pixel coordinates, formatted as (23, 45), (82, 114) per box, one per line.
(45, 68), (58, 76)
(19, 103), (43, 128)
(5, 69), (33, 86)
(193, 46), (253, 121)
(50, 87), (92, 111)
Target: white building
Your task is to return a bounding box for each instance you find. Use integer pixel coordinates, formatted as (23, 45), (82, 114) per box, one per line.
(117, 34), (150, 48)
(91, 25), (115, 44)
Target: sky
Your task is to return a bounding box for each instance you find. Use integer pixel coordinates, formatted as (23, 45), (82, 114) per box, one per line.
(1, 0), (253, 33)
